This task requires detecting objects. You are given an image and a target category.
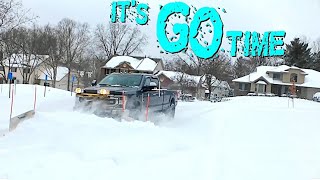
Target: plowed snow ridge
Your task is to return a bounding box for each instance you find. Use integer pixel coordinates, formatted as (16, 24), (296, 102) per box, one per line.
(1, 85), (320, 180)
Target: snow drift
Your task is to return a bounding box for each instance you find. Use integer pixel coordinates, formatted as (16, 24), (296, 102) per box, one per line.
(1, 85), (320, 180)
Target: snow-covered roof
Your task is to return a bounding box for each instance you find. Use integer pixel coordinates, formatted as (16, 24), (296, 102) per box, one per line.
(233, 65), (320, 89)
(156, 70), (202, 84)
(136, 58), (157, 71)
(156, 70), (231, 89)
(39, 67), (69, 81)
(2, 54), (48, 68)
(104, 56), (159, 72)
(257, 81), (267, 85)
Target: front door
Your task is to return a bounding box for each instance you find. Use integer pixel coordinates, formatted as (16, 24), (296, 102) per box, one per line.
(257, 84), (265, 93)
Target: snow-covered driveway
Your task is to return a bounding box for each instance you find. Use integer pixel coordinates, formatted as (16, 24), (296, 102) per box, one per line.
(1, 85), (320, 180)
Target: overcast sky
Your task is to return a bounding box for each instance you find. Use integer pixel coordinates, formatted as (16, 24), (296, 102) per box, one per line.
(21, 0), (320, 58)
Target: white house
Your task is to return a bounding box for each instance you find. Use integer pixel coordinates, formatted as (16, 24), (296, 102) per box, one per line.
(233, 65), (320, 99)
(0, 54), (49, 84)
(38, 67), (82, 91)
(155, 70), (231, 99)
(100, 55), (164, 79)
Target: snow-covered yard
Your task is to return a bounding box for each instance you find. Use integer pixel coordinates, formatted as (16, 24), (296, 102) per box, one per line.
(1, 85), (320, 180)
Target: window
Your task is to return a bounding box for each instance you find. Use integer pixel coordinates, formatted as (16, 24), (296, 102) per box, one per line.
(11, 67), (17, 72)
(144, 78), (151, 86)
(143, 77), (159, 87)
(23, 68), (30, 73)
(290, 73), (298, 82)
(99, 74), (143, 87)
(120, 69), (128, 73)
(273, 73), (280, 80)
(258, 84), (265, 93)
(151, 78), (159, 87)
(239, 83), (250, 91)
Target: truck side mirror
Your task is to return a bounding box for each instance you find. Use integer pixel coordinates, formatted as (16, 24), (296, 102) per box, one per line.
(149, 82), (157, 87)
(91, 80), (97, 86)
(142, 82), (157, 91)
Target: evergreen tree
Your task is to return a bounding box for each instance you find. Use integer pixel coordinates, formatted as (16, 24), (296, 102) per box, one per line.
(284, 38), (312, 68)
(233, 57), (252, 78)
(311, 52), (320, 72)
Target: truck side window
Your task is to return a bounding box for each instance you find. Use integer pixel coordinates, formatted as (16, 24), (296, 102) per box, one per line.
(144, 78), (151, 86)
(151, 78), (159, 88)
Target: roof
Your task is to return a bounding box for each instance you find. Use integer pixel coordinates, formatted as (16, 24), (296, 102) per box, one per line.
(156, 70), (231, 89)
(2, 54), (48, 68)
(257, 81), (267, 85)
(156, 70), (202, 84)
(39, 67), (69, 81)
(233, 65), (320, 89)
(103, 56), (160, 72)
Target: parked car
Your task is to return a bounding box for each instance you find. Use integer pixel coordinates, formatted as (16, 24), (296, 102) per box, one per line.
(180, 94), (195, 102)
(210, 97), (222, 103)
(313, 92), (320, 102)
(247, 92), (256, 96)
(265, 93), (276, 97)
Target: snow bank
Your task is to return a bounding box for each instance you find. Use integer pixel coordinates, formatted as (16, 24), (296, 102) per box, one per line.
(1, 86), (320, 180)
(0, 84), (74, 130)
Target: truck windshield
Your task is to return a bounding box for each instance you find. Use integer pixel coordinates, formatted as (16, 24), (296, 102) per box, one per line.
(98, 74), (143, 87)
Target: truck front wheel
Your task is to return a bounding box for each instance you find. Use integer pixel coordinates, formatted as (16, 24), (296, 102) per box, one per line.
(167, 99), (176, 119)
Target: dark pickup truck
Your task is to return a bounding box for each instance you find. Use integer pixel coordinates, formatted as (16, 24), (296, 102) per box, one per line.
(74, 73), (177, 120)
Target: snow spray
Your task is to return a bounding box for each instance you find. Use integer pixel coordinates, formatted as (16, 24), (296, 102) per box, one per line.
(34, 85), (37, 112)
(145, 93), (150, 121)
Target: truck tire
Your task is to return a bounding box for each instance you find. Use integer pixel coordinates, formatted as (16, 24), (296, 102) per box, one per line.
(167, 99), (176, 119)
(129, 101), (143, 120)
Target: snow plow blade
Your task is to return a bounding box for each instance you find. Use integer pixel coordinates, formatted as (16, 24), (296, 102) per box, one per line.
(74, 93), (130, 120)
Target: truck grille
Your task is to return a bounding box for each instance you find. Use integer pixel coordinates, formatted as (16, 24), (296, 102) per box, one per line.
(83, 89), (98, 94)
(106, 98), (117, 105)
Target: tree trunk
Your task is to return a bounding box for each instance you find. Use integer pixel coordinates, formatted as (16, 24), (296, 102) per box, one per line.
(67, 68), (71, 91)
(53, 68), (57, 88)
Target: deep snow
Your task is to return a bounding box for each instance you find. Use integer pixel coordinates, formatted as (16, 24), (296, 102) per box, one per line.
(1, 85), (320, 180)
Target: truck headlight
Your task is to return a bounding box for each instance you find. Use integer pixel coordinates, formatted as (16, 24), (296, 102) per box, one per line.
(99, 89), (109, 95)
(75, 88), (82, 94)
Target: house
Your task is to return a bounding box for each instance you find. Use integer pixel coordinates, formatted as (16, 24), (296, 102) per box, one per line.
(233, 65), (320, 100)
(155, 70), (231, 99)
(100, 55), (164, 79)
(200, 78), (231, 99)
(38, 66), (83, 91)
(0, 54), (49, 84)
(211, 81), (231, 98)
(155, 70), (202, 96)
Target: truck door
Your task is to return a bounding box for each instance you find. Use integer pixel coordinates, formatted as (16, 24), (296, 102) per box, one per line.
(161, 90), (171, 110)
(150, 77), (163, 111)
(142, 77), (162, 112)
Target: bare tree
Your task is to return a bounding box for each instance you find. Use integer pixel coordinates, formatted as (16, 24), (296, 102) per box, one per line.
(57, 18), (90, 91)
(93, 23), (147, 79)
(0, 0), (36, 34)
(172, 72), (197, 94)
(201, 53), (231, 99)
(310, 38), (320, 71)
(12, 26), (50, 84)
(36, 24), (65, 87)
(0, 28), (20, 83)
(0, 0), (36, 82)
